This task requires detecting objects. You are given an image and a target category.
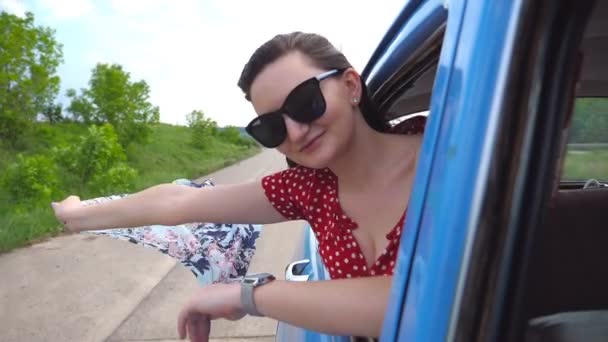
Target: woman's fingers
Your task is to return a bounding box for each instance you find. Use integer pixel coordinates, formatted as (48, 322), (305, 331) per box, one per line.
(186, 314), (210, 342)
(51, 196), (82, 231)
(177, 304), (190, 339)
(177, 284), (244, 340)
(178, 308), (210, 342)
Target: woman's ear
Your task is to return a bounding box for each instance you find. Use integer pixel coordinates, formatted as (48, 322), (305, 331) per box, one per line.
(342, 68), (362, 104)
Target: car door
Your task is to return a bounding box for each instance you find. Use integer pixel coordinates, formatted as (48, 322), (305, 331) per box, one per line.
(379, 0), (605, 341)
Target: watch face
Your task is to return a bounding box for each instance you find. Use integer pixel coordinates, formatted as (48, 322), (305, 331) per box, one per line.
(243, 278), (258, 285)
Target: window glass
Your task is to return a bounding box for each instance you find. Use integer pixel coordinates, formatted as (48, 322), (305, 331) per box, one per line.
(561, 98), (608, 181)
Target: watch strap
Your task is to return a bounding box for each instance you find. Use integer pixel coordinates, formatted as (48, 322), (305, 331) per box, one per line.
(241, 281), (264, 316)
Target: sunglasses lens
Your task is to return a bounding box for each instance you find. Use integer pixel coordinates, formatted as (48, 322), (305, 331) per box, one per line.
(246, 114), (286, 148)
(284, 79), (326, 123)
(245, 75), (332, 148)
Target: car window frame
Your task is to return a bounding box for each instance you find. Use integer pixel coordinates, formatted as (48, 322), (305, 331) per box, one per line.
(378, 0), (594, 341)
(444, 1), (597, 341)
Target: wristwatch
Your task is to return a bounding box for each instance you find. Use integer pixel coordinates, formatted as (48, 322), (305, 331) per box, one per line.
(241, 273), (275, 317)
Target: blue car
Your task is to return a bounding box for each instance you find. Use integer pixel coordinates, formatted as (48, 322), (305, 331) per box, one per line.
(278, 0), (608, 341)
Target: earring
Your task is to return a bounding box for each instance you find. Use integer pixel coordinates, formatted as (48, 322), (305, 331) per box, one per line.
(352, 98), (359, 104)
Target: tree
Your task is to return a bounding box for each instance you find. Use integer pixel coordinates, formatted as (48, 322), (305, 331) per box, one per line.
(65, 88), (94, 123)
(66, 63), (160, 147)
(53, 124), (136, 193)
(186, 109), (218, 149)
(41, 103), (63, 123)
(0, 11), (63, 144)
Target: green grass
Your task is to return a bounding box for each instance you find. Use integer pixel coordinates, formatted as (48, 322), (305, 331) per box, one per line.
(0, 122), (85, 171)
(126, 124), (259, 189)
(0, 122), (259, 252)
(562, 148), (608, 181)
(0, 203), (62, 252)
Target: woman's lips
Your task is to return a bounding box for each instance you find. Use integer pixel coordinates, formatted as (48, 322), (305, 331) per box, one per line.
(300, 133), (324, 153)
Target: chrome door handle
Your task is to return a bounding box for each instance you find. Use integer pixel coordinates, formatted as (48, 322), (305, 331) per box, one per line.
(285, 259), (311, 281)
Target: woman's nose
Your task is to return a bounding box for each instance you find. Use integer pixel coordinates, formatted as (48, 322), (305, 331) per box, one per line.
(283, 115), (310, 143)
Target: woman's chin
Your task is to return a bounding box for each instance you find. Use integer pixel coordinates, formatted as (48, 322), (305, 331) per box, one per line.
(290, 150), (334, 169)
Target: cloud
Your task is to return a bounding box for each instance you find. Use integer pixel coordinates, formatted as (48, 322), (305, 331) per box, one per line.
(1, 0), (27, 17)
(36, 0), (95, 19)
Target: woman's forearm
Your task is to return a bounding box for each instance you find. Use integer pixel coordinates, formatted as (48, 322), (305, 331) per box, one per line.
(64, 183), (194, 232)
(255, 277), (392, 337)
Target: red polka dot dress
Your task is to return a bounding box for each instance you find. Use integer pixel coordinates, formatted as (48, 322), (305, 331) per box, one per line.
(262, 167), (405, 279)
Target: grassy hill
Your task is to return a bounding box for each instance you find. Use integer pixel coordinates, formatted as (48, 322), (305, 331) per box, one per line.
(0, 122), (260, 252)
(126, 124), (258, 189)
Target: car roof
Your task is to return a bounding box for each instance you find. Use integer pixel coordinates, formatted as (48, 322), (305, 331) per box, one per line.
(363, 0), (446, 119)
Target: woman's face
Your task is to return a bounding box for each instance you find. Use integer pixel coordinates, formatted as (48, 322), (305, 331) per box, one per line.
(249, 51), (361, 169)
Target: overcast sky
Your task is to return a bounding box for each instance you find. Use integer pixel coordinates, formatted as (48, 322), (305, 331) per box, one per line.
(1, 0), (404, 126)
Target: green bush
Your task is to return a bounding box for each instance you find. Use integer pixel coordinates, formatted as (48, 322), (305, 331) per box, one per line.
(52, 123), (136, 194)
(186, 110), (218, 149)
(218, 126), (256, 147)
(2, 154), (59, 205)
(89, 162), (137, 194)
(191, 125), (216, 150)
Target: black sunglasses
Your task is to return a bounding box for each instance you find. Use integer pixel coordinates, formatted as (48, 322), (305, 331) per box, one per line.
(245, 68), (345, 148)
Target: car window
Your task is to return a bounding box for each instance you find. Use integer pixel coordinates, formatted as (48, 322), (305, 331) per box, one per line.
(561, 97), (608, 182)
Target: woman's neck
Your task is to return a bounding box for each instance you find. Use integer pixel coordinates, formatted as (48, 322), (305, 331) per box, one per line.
(329, 117), (421, 188)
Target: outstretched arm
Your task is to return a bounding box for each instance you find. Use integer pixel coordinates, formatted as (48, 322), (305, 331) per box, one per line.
(52, 180), (286, 232)
(177, 276), (392, 341)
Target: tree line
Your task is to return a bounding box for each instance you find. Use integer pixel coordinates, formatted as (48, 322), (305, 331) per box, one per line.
(0, 11), (161, 148)
(0, 11), (255, 208)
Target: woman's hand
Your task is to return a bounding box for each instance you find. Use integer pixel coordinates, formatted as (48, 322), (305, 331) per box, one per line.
(51, 196), (83, 232)
(177, 282), (245, 342)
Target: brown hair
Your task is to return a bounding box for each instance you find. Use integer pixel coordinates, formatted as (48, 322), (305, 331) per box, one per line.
(237, 32), (388, 132)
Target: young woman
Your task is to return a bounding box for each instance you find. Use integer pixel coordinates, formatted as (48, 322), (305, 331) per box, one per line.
(52, 32), (425, 340)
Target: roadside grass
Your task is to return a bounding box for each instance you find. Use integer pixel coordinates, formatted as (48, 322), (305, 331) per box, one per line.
(0, 122), (259, 252)
(562, 148), (608, 181)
